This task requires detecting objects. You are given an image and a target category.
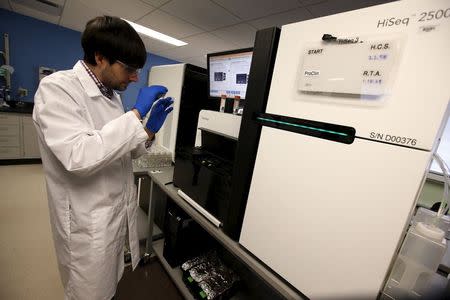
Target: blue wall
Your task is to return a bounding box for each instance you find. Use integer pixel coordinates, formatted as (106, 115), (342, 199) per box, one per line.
(0, 9), (178, 110)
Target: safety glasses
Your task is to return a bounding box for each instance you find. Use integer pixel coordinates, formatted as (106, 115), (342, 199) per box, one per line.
(116, 60), (141, 75)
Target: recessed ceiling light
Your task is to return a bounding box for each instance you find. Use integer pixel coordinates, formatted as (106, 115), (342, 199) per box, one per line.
(122, 18), (187, 47)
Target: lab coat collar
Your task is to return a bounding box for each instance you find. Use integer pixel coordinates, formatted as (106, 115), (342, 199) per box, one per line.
(73, 60), (105, 99)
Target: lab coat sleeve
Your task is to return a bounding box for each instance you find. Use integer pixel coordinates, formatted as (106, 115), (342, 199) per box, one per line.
(34, 79), (148, 177)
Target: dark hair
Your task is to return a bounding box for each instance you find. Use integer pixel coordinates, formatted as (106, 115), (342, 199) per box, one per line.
(81, 16), (146, 68)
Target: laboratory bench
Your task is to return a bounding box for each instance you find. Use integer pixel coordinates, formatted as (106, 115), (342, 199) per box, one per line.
(0, 103), (34, 114)
(134, 166), (304, 300)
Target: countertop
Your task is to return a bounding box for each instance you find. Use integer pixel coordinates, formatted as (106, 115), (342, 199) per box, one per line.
(0, 103), (34, 114)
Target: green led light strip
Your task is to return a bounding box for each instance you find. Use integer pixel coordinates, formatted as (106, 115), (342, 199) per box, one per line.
(257, 117), (349, 137)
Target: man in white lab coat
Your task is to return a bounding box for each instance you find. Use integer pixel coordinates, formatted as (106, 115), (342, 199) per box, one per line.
(33, 16), (173, 300)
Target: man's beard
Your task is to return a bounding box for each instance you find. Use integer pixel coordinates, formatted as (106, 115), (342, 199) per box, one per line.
(113, 83), (127, 91)
(101, 68), (128, 91)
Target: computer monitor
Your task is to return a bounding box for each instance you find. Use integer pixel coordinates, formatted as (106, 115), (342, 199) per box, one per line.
(207, 48), (253, 100)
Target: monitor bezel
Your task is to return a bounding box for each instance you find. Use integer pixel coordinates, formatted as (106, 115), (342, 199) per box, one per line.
(207, 47), (253, 101)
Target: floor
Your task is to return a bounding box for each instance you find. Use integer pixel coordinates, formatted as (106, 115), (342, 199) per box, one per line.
(0, 164), (62, 299)
(0, 163), (182, 300)
(117, 262), (182, 300)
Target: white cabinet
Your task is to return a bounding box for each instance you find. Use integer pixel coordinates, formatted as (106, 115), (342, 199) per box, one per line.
(0, 113), (40, 159)
(0, 114), (21, 159)
(22, 116), (40, 158)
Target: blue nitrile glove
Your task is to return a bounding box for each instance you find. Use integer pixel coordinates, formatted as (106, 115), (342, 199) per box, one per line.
(146, 97), (174, 133)
(133, 85), (168, 118)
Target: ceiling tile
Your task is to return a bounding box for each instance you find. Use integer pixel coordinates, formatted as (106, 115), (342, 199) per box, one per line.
(150, 50), (185, 63)
(85, 0), (156, 21)
(3, 0), (399, 66)
(248, 7), (313, 29)
(160, 0), (241, 31)
(138, 9), (204, 39)
(155, 32), (239, 59)
(59, 0), (105, 32)
(140, 34), (178, 54)
(183, 32), (240, 53)
(9, 1), (62, 24)
(306, 0), (356, 17)
(140, 0), (171, 7)
(182, 56), (207, 68)
(11, 0), (66, 15)
(307, 0), (394, 18)
(213, 0), (300, 21)
(0, 0), (12, 10)
(298, 0), (327, 6)
(211, 23), (257, 48)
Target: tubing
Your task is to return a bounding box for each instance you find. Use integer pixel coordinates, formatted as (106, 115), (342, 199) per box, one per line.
(432, 153), (449, 219)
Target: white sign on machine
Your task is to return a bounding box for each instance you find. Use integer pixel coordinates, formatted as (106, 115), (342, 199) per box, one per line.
(298, 35), (403, 100)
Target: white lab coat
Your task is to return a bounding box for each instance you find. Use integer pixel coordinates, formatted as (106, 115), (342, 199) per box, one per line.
(33, 61), (149, 300)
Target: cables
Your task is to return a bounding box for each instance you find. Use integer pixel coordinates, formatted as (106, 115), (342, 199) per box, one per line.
(432, 153), (449, 219)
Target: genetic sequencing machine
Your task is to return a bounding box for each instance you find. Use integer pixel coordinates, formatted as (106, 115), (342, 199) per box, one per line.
(167, 0), (449, 298)
(234, 0), (450, 299)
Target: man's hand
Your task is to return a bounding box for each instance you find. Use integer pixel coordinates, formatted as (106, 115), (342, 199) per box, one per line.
(145, 98), (174, 134)
(133, 85), (168, 119)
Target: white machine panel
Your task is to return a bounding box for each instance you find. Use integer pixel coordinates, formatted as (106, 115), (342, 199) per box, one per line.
(240, 0), (450, 298)
(265, 0), (450, 150)
(240, 127), (431, 299)
(195, 110), (241, 147)
(148, 64), (185, 161)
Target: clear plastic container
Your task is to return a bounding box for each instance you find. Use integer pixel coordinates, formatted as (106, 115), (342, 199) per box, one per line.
(412, 207), (450, 239)
(132, 144), (173, 170)
(382, 221), (446, 299)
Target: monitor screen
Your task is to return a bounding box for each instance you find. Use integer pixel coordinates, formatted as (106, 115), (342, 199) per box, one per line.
(208, 48), (253, 100)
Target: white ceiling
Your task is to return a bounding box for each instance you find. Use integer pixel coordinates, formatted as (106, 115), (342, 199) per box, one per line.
(1, 0), (395, 68)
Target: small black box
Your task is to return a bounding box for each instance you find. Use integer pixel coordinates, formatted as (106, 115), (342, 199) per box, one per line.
(163, 200), (214, 267)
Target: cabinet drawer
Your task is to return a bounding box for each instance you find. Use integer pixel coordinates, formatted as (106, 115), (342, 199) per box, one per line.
(0, 135), (20, 147)
(0, 114), (20, 124)
(0, 123), (20, 136)
(0, 147), (21, 159)
(22, 115), (33, 125)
